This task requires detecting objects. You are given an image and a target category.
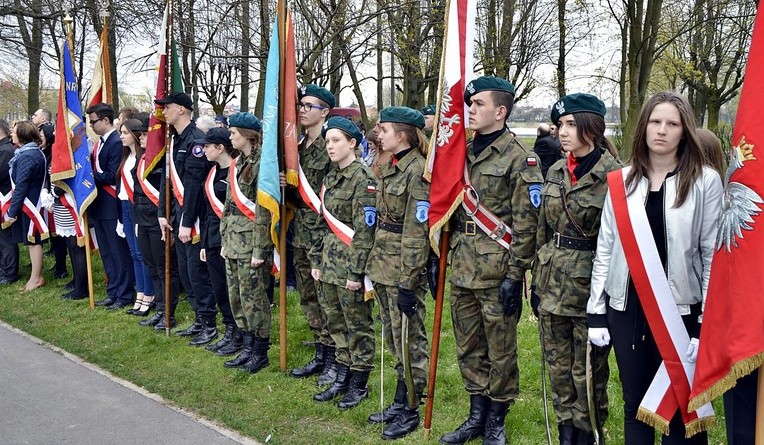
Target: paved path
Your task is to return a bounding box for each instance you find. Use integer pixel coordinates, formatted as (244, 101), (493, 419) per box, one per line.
(0, 322), (259, 445)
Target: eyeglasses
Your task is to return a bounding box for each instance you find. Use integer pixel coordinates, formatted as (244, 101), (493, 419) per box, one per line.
(89, 117), (105, 126)
(298, 102), (328, 112)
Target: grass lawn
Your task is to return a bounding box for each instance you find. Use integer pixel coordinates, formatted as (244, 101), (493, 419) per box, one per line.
(0, 249), (727, 444)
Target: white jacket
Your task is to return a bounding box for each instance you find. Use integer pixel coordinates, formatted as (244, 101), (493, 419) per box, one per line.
(587, 166), (723, 317)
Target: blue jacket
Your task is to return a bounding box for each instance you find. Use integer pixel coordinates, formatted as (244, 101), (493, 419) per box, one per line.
(90, 130), (123, 220)
(8, 143), (46, 219)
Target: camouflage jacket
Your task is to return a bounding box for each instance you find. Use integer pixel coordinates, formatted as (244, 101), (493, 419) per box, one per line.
(310, 159), (377, 286)
(290, 134), (332, 250)
(366, 149), (430, 290)
(449, 131), (543, 289)
(532, 150), (621, 317)
(220, 147), (272, 260)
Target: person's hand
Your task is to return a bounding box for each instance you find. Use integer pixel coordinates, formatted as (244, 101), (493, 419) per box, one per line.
(279, 171), (287, 188)
(686, 338), (700, 362)
(311, 269), (321, 281)
(178, 226), (192, 243)
(498, 276), (522, 317)
(158, 217), (172, 241)
(200, 248), (207, 262)
(116, 221), (126, 238)
(40, 189), (54, 211)
(588, 327), (611, 347)
(251, 257), (264, 268)
(530, 286), (541, 318)
(346, 280), (362, 291)
(426, 253), (439, 300)
(397, 287), (417, 318)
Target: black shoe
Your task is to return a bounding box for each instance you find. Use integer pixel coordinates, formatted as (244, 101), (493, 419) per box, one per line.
(95, 297), (116, 307)
(106, 301), (132, 310)
(338, 369), (370, 410)
(225, 332), (254, 368)
(154, 316), (177, 330)
(240, 337), (270, 374)
(53, 271), (68, 279)
(61, 290), (87, 300)
(573, 427), (594, 445)
(206, 324), (236, 353)
(314, 364), (350, 402)
(63, 280), (75, 291)
(439, 394), (490, 444)
(369, 379), (407, 424)
(316, 346), (338, 386)
(175, 320), (203, 337)
(131, 306), (152, 317)
(189, 324), (218, 346)
(483, 401), (509, 445)
(0, 276), (19, 285)
(559, 424), (575, 445)
(216, 328), (244, 356)
(382, 406), (420, 440)
(139, 311), (164, 327)
(291, 343), (325, 378)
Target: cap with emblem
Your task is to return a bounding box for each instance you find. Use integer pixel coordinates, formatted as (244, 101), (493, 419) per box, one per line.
(228, 112), (262, 131)
(321, 116), (363, 147)
(550, 93), (606, 125)
(298, 84), (336, 109)
(379, 106), (426, 130)
(155, 92), (194, 111)
(420, 104), (436, 116)
(195, 127), (232, 148)
(464, 76), (515, 104)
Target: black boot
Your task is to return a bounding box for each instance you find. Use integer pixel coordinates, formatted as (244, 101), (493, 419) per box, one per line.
(382, 405), (420, 440)
(216, 328), (244, 356)
(439, 394), (490, 444)
(314, 364), (350, 402)
(291, 343), (325, 378)
(338, 369), (370, 410)
(573, 427), (594, 445)
(559, 424), (575, 445)
(316, 346), (338, 386)
(154, 314), (177, 330)
(483, 401), (509, 445)
(240, 337), (270, 374)
(139, 311), (163, 327)
(368, 379), (407, 424)
(225, 332), (254, 368)
(206, 324), (235, 353)
(189, 321), (218, 346)
(175, 319), (203, 337)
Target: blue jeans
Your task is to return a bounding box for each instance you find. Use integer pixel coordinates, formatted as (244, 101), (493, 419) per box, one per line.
(122, 200), (154, 296)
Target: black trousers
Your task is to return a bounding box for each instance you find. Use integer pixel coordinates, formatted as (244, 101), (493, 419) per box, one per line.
(51, 235), (68, 276)
(65, 236), (87, 295)
(608, 297), (707, 445)
(137, 224), (180, 314)
(723, 368), (757, 445)
(93, 218), (135, 304)
(0, 227), (19, 281)
(173, 230), (216, 323)
(205, 246), (234, 325)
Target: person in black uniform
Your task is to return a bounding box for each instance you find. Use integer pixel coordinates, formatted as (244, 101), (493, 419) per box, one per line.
(0, 119), (19, 284)
(533, 123), (563, 179)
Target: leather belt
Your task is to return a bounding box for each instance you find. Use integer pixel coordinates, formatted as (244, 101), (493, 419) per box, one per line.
(553, 232), (597, 250)
(454, 220), (478, 236)
(377, 220), (403, 234)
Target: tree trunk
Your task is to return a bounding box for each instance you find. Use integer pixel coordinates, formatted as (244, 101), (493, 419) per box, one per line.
(556, 0), (566, 97)
(240, 0), (251, 112)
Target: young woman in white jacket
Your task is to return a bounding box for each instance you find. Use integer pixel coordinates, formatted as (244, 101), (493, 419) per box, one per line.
(587, 92), (722, 444)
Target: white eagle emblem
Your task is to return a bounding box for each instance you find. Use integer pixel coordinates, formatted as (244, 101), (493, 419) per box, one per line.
(555, 101), (565, 116)
(716, 136), (764, 252)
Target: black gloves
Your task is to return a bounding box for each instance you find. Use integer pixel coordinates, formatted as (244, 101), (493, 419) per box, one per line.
(426, 251), (439, 300)
(498, 276), (522, 317)
(397, 287), (417, 318)
(530, 286), (541, 318)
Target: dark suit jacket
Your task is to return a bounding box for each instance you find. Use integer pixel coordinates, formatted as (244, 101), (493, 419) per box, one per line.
(90, 130), (123, 220)
(0, 137), (14, 195)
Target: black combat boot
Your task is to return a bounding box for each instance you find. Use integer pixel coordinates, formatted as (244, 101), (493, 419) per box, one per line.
(241, 337), (270, 374)
(314, 364), (350, 402)
(216, 328), (244, 356)
(153, 314), (177, 330)
(316, 346), (338, 386)
(175, 318), (203, 337)
(381, 405), (420, 440)
(483, 401), (510, 445)
(206, 324), (236, 353)
(573, 427), (595, 445)
(189, 321), (218, 346)
(368, 379), (407, 424)
(439, 394), (490, 444)
(225, 332), (254, 368)
(559, 424), (575, 445)
(291, 343), (325, 378)
(338, 369), (370, 410)
(139, 310), (164, 327)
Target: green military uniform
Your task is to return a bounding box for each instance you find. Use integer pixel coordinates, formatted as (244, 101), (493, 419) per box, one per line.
(311, 159), (377, 371)
(366, 148), (430, 396)
(449, 130), (543, 403)
(533, 151), (620, 433)
(220, 148), (273, 339)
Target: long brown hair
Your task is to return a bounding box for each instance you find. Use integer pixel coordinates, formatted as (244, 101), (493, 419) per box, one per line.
(625, 92), (703, 207)
(696, 128), (725, 176)
(118, 119), (146, 184)
(391, 122), (428, 157)
(570, 112), (618, 159)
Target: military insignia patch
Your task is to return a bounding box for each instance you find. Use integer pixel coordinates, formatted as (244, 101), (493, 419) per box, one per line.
(555, 101), (565, 116)
(466, 82), (475, 94)
(364, 206), (377, 227)
(192, 144), (204, 158)
(529, 184), (542, 208)
(367, 184), (376, 193)
(415, 201), (430, 223)
(526, 157), (538, 167)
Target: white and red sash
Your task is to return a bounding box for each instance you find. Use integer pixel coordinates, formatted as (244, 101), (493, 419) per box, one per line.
(93, 140), (118, 199)
(297, 163), (321, 214)
(0, 182), (49, 242)
(167, 141), (200, 243)
(319, 184), (375, 300)
(136, 157), (160, 206)
(205, 167), (224, 219)
(462, 166), (513, 250)
(229, 157), (258, 222)
(119, 156), (135, 204)
(608, 169), (714, 436)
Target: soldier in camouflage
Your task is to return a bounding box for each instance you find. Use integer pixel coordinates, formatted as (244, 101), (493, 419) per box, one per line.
(310, 117), (377, 410)
(441, 76), (543, 445)
(531, 93), (621, 445)
(220, 112), (274, 374)
(365, 107), (431, 440)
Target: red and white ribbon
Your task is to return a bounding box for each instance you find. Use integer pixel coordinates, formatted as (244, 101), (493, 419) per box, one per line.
(119, 155), (136, 203)
(461, 166), (513, 250)
(167, 139), (185, 206)
(229, 157), (258, 222)
(204, 167), (224, 219)
(136, 157), (160, 207)
(297, 163), (320, 214)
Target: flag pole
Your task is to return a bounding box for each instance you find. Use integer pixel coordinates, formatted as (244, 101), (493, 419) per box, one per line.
(163, 0), (174, 337)
(84, 215), (95, 310)
(277, 0), (288, 372)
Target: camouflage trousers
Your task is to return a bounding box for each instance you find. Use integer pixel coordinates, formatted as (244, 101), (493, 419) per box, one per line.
(294, 246), (332, 346)
(539, 311), (609, 431)
(226, 258), (272, 338)
(450, 285), (519, 403)
(375, 284), (430, 395)
(319, 282), (375, 371)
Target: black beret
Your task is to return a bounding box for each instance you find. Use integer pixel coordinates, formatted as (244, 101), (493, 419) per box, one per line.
(464, 76), (515, 104)
(298, 84), (336, 109)
(380, 106), (426, 130)
(321, 116), (363, 147)
(227, 112), (262, 131)
(195, 127), (232, 148)
(420, 104), (436, 116)
(551, 93), (606, 124)
(155, 92), (193, 111)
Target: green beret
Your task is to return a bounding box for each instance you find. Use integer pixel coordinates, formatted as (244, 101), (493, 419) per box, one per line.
(420, 104), (436, 116)
(321, 116), (363, 147)
(299, 84), (336, 109)
(464, 76), (515, 104)
(550, 93), (606, 124)
(380, 106), (426, 130)
(227, 112), (262, 131)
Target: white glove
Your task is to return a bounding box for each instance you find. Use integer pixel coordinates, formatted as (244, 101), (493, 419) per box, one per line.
(686, 338), (699, 362)
(40, 189), (54, 211)
(116, 221), (125, 238)
(588, 327), (611, 347)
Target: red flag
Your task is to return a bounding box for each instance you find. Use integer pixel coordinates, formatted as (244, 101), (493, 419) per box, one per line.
(689, 6), (764, 412)
(88, 22), (112, 108)
(283, 8), (299, 188)
(424, 0), (477, 250)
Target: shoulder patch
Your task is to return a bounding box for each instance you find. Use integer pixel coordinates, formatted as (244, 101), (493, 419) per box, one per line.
(529, 184), (542, 208)
(415, 201), (430, 223)
(192, 144), (204, 158)
(366, 183), (376, 193)
(364, 206), (377, 227)
(526, 156), (538, 167)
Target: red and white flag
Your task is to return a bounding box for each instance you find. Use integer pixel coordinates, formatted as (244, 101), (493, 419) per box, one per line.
(87, 22), (112, 108)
